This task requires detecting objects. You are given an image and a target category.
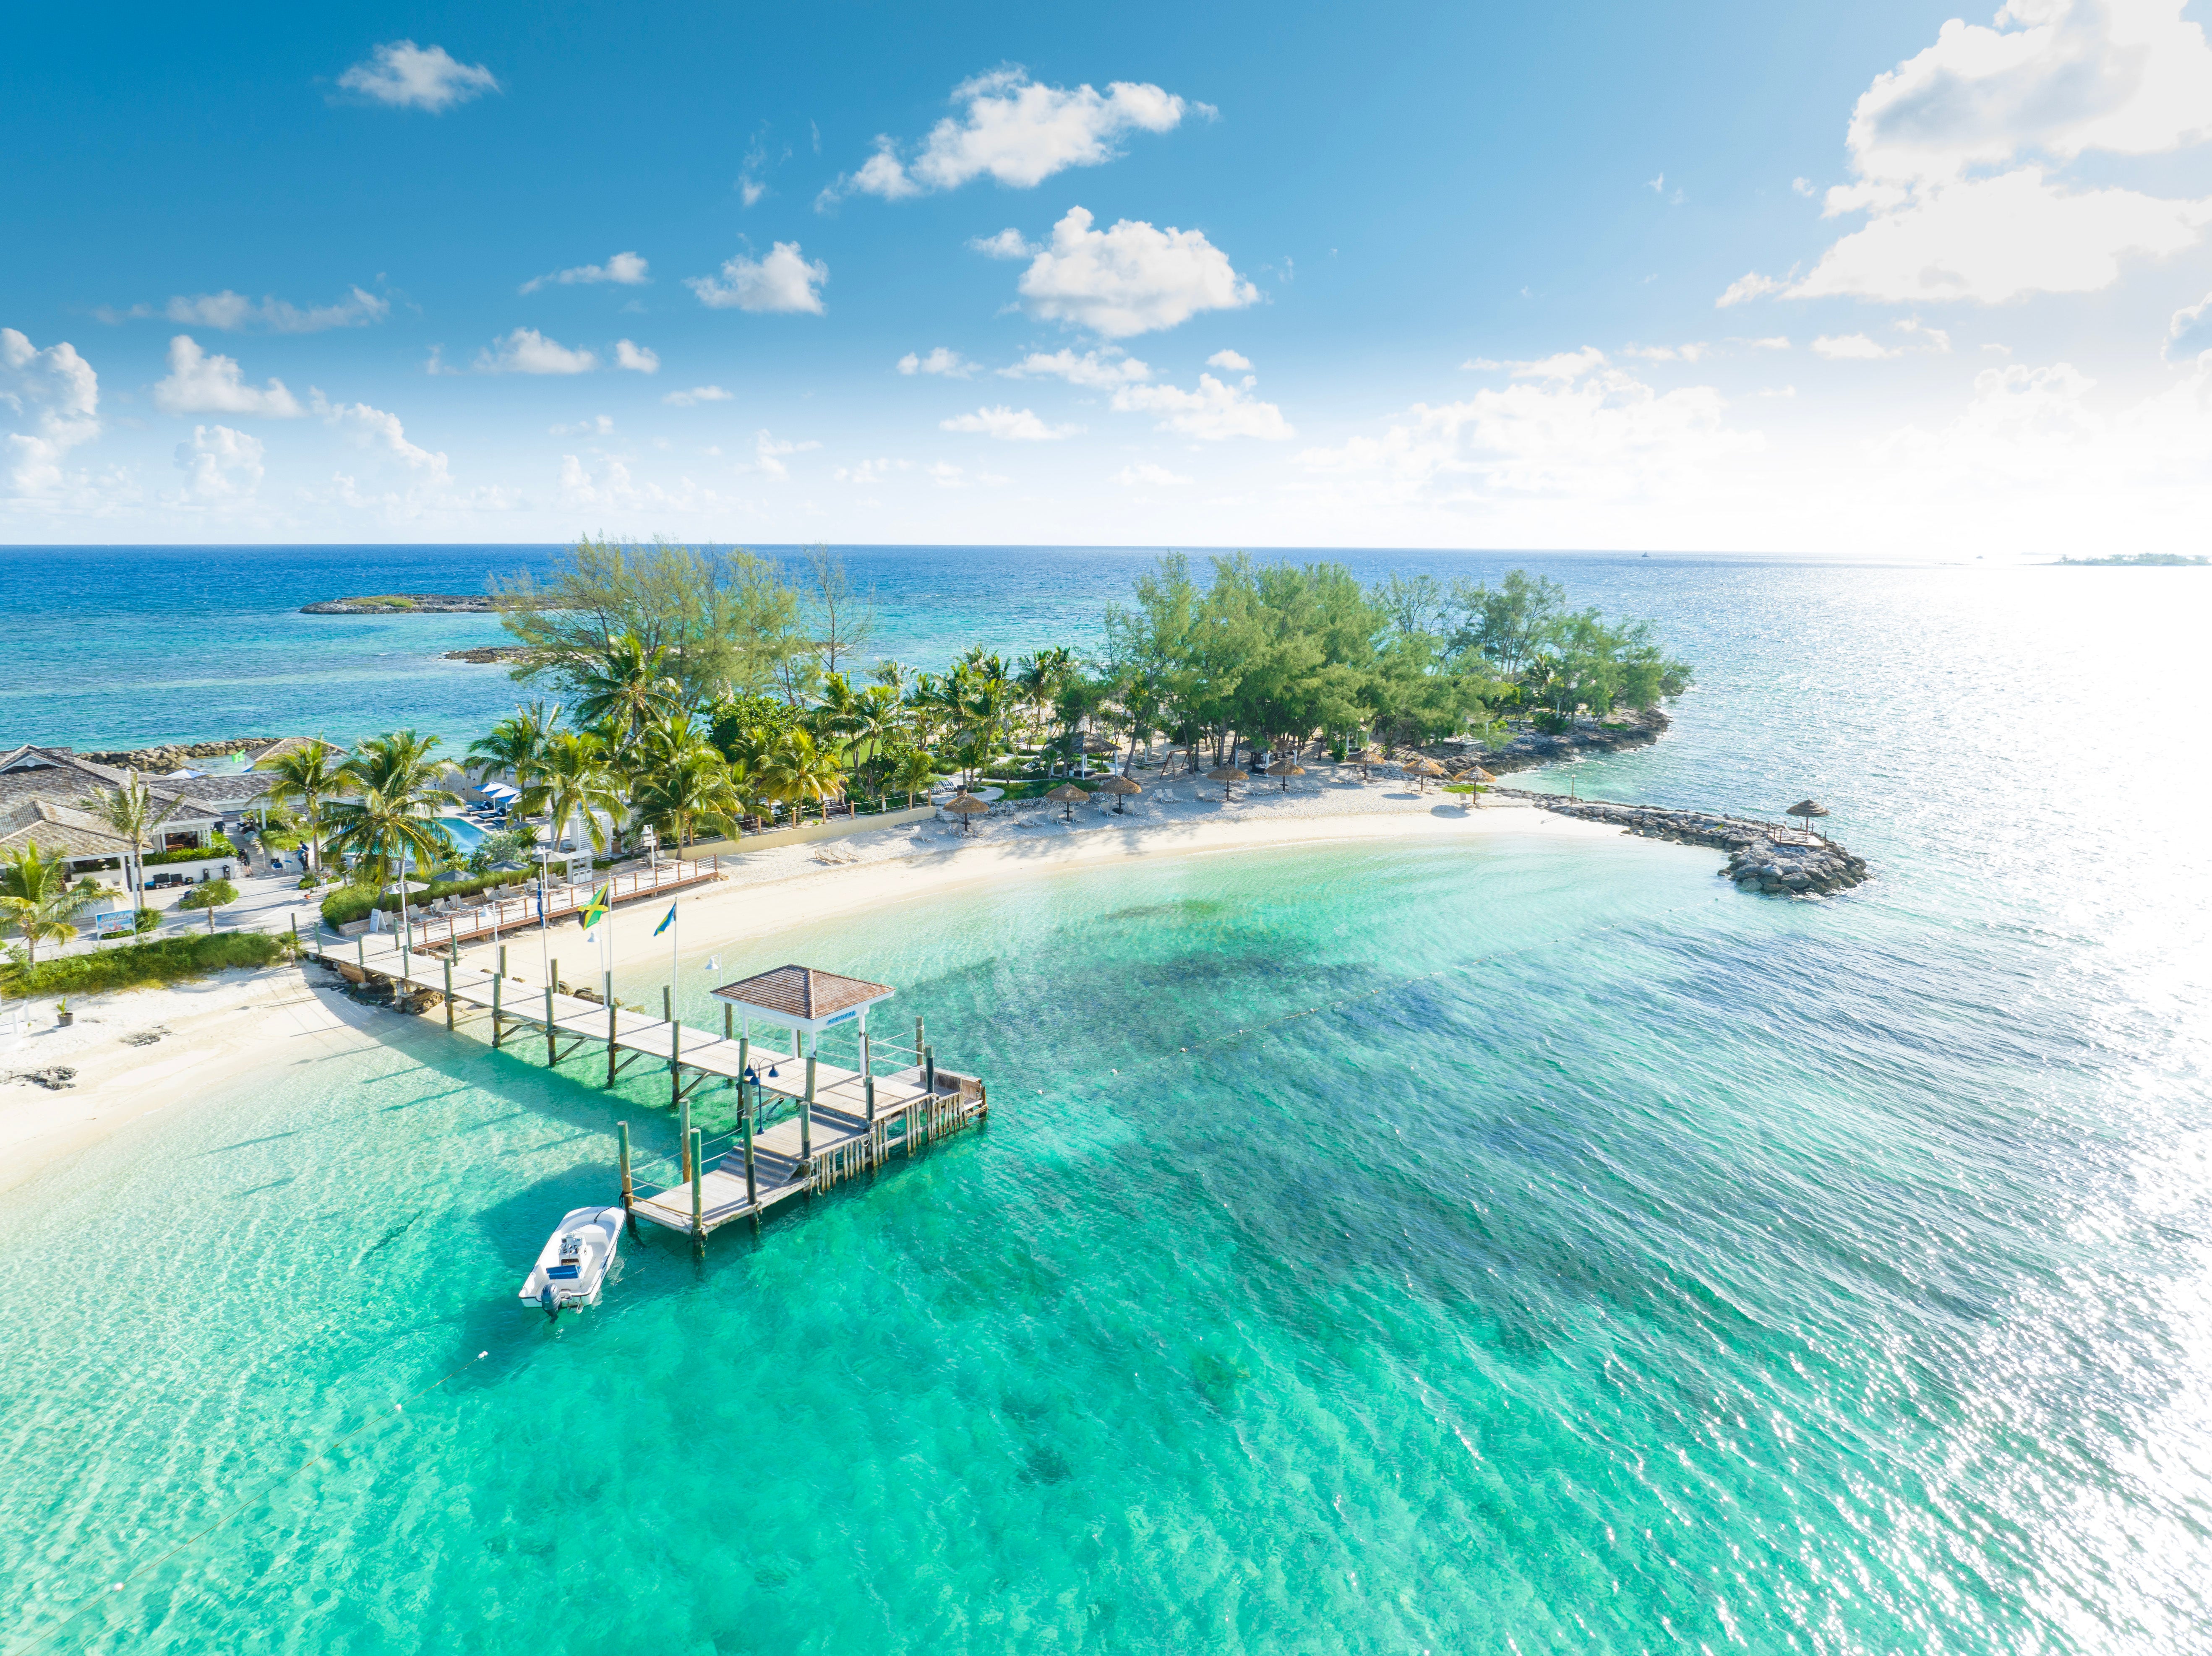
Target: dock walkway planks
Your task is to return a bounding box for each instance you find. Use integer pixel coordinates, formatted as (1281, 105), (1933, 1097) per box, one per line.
(306, 938), (989, 1247)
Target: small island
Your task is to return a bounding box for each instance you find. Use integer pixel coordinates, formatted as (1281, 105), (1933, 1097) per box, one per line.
(2053, 554), (2208, 567)
(443, 646), (536, 664)
(300, 593), (503, 614)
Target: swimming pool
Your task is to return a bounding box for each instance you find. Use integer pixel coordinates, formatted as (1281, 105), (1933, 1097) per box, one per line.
(437, 815), (488, 851)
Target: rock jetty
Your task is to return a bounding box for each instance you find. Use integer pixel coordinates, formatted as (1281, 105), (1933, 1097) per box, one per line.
(443, 646), (534, 664)
(1493, 788), (1872, 897)
(79, 737), (279, 770)
(300, 593), (501, 614)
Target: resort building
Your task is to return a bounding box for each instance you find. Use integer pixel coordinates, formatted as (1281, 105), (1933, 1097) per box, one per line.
(0, 742), (287, 889)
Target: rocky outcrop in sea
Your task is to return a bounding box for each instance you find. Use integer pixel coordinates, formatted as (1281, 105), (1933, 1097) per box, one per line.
(1492, 789), (1872, 897)
(79, 737), (279, 770)
(300, 594), (501, 614)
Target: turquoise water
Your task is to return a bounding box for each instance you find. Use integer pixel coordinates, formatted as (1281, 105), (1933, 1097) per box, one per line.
(3, 561), (2210, 1652)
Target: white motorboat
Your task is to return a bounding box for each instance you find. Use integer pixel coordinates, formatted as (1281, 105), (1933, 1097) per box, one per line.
(518, 1205), (625, 1317)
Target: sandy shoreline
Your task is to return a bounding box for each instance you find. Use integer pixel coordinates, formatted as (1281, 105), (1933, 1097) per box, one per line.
(2, 775), (1677, 1185)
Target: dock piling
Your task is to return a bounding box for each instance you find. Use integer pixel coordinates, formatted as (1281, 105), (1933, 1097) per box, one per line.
(618, 1121), (634, 1232)
(801, 1054), (816, 1172)
(741, 1076), (756, 1206)
(491, 973), (503, 1048)
(498, 944), (507, 978)
(606, 992), (619, 1087)
(689, 1127), (704, 1256)
(443, 958), (454, 1030)
(680, 1097), (692, 1180)
(544, 986), (557, 1065)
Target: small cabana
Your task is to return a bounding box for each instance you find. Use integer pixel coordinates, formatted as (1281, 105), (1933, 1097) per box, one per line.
(711, 964), (900, 1174)
(712, 963), (895, 1066)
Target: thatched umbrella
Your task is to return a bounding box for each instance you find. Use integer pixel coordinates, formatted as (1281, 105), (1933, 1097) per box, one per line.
(1265, 757), (1307, 792)
(1785, 799), (1831, 836)
(1045, 782), (1090, 823)
(1206, 765), (1249, 802)
(1403, 756), (1445, 794)
(1462, 764), (1496, 783)
(942, 792), (991, 836)
(1095, 773), (1142, 815)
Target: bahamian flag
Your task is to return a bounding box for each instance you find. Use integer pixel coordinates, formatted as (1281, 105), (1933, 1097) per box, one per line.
(652, 902), (677, 937)
(578, 883), (610, 930)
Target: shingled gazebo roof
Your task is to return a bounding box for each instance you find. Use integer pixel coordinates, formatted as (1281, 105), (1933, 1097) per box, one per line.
(710, 964), (895, 1029)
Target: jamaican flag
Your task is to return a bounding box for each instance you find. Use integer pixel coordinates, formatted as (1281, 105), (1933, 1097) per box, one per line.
(578, 883), (611, 930)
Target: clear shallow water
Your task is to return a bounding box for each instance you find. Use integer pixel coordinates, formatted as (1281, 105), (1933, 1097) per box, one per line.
(3, 560), (2210, 1653)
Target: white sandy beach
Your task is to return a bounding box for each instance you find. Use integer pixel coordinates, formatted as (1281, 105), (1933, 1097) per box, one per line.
(2, 771), (1670, 1185)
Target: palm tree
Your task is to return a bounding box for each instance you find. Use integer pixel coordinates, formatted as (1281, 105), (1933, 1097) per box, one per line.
(463, 701), (562, 790)
(257, 740), (344, 877)
(837, 686), (905, 801)
(571, 633), (681, 742)
(867, 658), (913, 697)
(893, 747), (938, 809)
(2, 843), (115, 966)
(78, 768), (159, 901)
(759, 727), (845, 824)
(323, 731), (460, 945)
(517, 731), (622, 859)
(634, 747), (738, 850)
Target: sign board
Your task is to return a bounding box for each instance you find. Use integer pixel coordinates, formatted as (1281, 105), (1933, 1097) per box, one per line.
(92, 911), (136, 938)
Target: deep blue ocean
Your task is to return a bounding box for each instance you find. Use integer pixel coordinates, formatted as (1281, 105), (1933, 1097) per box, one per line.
(3, 545), (2209, 1654)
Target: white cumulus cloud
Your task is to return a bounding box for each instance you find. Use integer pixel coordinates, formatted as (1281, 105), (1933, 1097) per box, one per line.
(153, 335), (305, 416)
(687, 243), (828, 313)
(174, 424), (264, 498)
(750, 430), (820, 480)
(1111, 373), (1292, 440)
(1112, 463), (1193, 487)
(939, 405), (1082, 440)
(520, 252), (649, 295)
(337, 41), (500, 112)
(1298, 356), (1758, 503)
(2167, 289), (2212, 359)
(1, 328), (101, 497)
(824, 68), (1190, 204)
(477, 328), (597, 374)
(998, 347), (1151, 387)
(897, 348), (977, 378)
(614, 339), (660, 373)
(1716, 271), (1785, 308)
(663, 385), (733, 406)
(313, 394), (449, 476)
(1206, 349), (1252, 371)
(1812, 333), (1901, 359)
(1788, 0), (2212, 304)
(1009, 206), (1260, 338)
(99, 287), (390, 333)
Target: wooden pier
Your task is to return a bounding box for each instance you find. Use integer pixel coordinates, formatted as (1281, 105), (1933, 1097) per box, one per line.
(304, 945), (988, 1252)
(351, 857), (723, 955)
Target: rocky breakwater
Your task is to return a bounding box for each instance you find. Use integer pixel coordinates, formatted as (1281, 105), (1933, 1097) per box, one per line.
(1493, 789), (1872, 898)
(300, 593), (501, 614)
(80, 737), (279, 769)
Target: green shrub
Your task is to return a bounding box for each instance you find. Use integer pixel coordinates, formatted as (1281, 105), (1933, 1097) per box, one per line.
(134, 907), (160, 932)
(144, 835), (237, 867)
(319, 868), (532, 928)
(0, 931), (288, 999)
(177, 879), (238, 910)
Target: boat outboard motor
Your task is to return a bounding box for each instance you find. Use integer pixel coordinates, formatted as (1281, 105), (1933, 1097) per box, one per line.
(540, 1284), (559, 1320)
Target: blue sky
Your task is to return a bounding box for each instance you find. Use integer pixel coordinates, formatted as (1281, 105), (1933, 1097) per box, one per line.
(6, 0), (2212, 552)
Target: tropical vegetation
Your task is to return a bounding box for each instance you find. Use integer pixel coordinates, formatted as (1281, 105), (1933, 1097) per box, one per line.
(0, 844), (115, 966)
(1, 930), (289, 1000)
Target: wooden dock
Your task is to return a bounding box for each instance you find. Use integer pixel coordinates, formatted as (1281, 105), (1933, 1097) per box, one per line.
(348, 857), (723, 956)
(303, 945), (989, 1251)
